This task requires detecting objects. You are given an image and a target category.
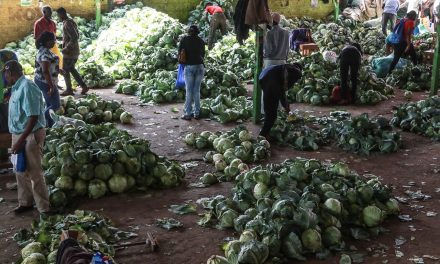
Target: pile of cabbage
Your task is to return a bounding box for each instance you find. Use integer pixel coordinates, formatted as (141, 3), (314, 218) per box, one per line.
(57, 94), (131, 124)
(139, 71), (186, 103)
(14, 210), (136, 264)
(78, 62), (115, 88)
(391, 96), (440, 140)
(288, 53), (393, 105)
(199, 95), (252, 123)
(43, 123), (185, 209)
(270, 110), (401, 155)
(4, 3), (140, 76)
(184, 126), (270, 184)
(200, 158), (399, 263)
(386, 64), (432, 91)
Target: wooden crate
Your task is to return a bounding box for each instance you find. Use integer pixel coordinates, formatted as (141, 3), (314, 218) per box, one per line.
(423, 50), (434, 64)
(300, 43), (319, 56)
(0, 133), (11, 169)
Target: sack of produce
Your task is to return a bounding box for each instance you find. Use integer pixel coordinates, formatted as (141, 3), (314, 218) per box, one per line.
(371, 54), (408, 78)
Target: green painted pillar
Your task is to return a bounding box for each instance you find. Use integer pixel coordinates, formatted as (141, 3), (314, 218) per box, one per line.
(96, 0), (102, 29)
(334, 0), (339, 21)
(431, 24), (440, 96)
(252, 28), (264, 124)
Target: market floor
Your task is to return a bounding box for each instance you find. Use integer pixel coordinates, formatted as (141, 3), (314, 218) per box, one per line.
(0, 88), (439, 264)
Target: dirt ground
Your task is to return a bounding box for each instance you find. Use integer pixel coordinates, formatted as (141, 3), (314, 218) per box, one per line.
(0, 87), (439, 264)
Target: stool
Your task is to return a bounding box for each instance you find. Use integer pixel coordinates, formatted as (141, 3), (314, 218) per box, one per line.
(300, 43), (319, 56)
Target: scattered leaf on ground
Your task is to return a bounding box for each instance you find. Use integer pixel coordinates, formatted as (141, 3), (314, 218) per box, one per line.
(169, 204), (197, 215)
(395, 250), (404, 258)
(426, 211), (437, 217)
(171, 107), (179, 113)
(155, 218), (183, 230)
(395, 236), (407, 246)
(398, 215), (413, 222)
(422, 255), (439, 260)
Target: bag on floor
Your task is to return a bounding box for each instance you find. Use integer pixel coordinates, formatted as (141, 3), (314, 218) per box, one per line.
(175, 64), (185, 90)
(371, 54), (408, 78)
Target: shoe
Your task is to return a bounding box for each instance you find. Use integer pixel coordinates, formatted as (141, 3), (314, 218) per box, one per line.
(13, 205), (33, 214)
(60, 91), (74, 96)
(181, 115), (192, 120)
(80, 86), (89, 95)
(193, 114), (201, 120)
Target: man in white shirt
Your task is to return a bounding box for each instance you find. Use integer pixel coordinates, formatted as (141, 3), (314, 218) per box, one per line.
(407, 0), (422, 13)
(382, 0), (401, 34)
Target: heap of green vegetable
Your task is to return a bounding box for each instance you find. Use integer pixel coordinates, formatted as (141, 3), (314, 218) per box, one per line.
(200, 158), (399, 263)
(78, 62), (115, 88)
(386, 64), (432, 91)
(184, 126), (270, 184)
(14, 210), (137, 264)
(199, 95), (252, 123)
(57, 94), (130, 124)
(270, 111), (402, 155)
(288, 53), (393, 105)
(391, 96), (440, 140)
(43, 123), (185, 209)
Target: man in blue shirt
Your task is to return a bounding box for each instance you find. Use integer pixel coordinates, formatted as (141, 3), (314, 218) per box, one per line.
(382, 0), (400, 35)
(3, 60), (50, 215)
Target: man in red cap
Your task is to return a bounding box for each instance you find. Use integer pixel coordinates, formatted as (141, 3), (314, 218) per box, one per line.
(205, 2), (228, 49)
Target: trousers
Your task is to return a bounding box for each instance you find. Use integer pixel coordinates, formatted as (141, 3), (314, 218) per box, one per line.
(184, 64), (205, 117)
(340, 56), (360, 101)
(12, 128), (49, 213)
(63, 58), (87, 92)
(389, 42), (417, 73)
(208, 13), (228, 49)
(382, 12), (396, 35)
(34, 78), (61, 128)
(260, 89), (279, 137)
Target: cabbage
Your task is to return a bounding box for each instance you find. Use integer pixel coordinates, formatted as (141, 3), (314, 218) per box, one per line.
(230, 158), (242, 168)
(224, 166), (239, 178)
(47, 250), (57, 263)
(215, 160), (227, 172)
(126, 175), (136, 190)
(253, 170), (271, 185)
(362, 205), (383, 227)
(259, 139), (270, 149)
(55, 176), (73, 190)
(196, 137), (209, 149)
(217, 138), (234, 153)
(239, 130), (252, 142)
(74, 149), (91, 164)
(103, 110), (113, 121)
(108, 174), (128, 193)
(212, 153), (224, 163)
(237, 240), (269, 264)
(78, 164), (95, 181)
(88, 179), (108, 199)
(330, 162), (350, 177)
(142, 152), (157, 166)
(241, 141), (253, 151)
(282, 232), (305, 260)
(288, 164), (308, 181)
(223, 149), (237, 164)
(253, 183), (268, 199)
(204, 151), (216, 163)
(239, 230), (258, 243)
(22, 253), (46, 264)
(301, 229), (322, 252)
(225, 240), (242, 259)
(234, 215), (252, 232)
(120, 111), (133, 124)
(206, 255), (230, 264)
(385, 198), (400, 215)
(219, 209), (239, 229)
(21, 242), (44, 258)
(238, 163), (249, 172)
(201, 173), (218, 185)
(323, 198), (342, 216)
(74, 179), (88, 196)
(322, 226), (342, 246)
(77, 105), (89, 115)
(94, 164), (113, 181)
(49, 188), (67, 208)
(340, 254), (352, 264)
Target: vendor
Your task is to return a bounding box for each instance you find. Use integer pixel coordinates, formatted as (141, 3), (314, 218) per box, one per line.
(338, 43), (362, 105)
(263, 13), (290, 68)
(259, 63), (302, 139)
(205, 2), (228, 49)
(382, 0), (400, 35)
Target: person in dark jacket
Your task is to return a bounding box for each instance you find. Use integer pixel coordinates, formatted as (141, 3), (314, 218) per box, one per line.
(178, 25), (206, 120)
(338, 43), (362, 104)
(259, 63), (302, 138)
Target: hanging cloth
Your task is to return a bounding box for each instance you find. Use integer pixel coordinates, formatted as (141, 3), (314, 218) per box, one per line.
(234, 0), (251, 44)
(311, 0), (319, 8)
(245, 0), (272, 26)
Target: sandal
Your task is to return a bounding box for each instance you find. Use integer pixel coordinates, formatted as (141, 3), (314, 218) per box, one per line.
(81, 86), (89, 95)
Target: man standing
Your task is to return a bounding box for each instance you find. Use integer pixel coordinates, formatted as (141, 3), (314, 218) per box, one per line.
(205, 2), (228, 49)
(34, 5), (63, 69)
(382, 0), (400, 35)
(3, 60), (50, 215)
(259, 63), (302, 139)
(339, 43), (362, 104)
(56, 7), (88, 96)
(263, 13), (290, 68)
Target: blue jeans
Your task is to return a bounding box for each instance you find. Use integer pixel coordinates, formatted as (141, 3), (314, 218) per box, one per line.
(184, 64), (204, 116)
(34, 78), (60, 127)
